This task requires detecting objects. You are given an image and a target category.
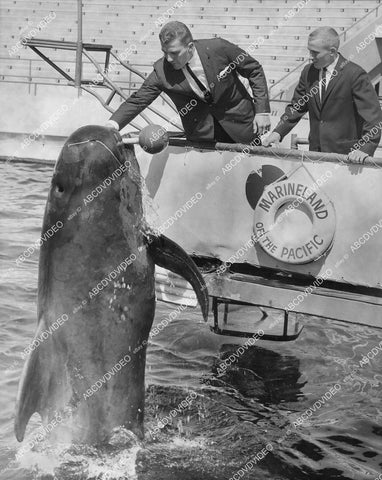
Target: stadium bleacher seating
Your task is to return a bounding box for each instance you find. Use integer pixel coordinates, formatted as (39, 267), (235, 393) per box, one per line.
(1, 0), (381, 102)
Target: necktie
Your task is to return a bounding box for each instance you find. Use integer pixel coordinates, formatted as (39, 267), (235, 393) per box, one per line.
(186, 63), (212, 104)
(321, 67), (327, 103)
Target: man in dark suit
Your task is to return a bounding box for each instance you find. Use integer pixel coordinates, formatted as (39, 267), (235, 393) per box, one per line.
(105, 21), (271, 143)
(263, 27), (382, 162)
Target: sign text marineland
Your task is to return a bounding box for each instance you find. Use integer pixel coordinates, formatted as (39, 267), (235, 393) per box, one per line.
(254, 180), (336, 265)
(258, 182), (329, 219)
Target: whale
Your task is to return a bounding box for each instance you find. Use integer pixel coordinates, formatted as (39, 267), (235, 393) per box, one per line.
(14, 125), (208, 445)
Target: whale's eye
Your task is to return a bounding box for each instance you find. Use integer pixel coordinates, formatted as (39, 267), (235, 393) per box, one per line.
(55, 183), (64, 193)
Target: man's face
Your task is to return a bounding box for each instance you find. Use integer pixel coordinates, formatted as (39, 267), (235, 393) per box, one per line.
(308, 38), (336, 69)
(161, 38), (194, 70)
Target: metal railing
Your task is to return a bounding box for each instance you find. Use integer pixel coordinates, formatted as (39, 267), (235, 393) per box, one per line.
(1, 37), (183, 132)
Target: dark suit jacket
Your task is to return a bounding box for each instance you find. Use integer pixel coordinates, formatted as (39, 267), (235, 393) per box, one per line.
(110, 38), (270, 143)
(274, 54), (382, 156)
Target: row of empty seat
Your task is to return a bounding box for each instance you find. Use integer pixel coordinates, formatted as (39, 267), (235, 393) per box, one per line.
(2, 0), (381, 7)
(1, 0), (381, 96)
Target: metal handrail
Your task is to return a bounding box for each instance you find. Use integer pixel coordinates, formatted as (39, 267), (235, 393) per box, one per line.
(3, 136), (382, 168)
(168, 138), (382, 167)
(12, 38), (184, 132)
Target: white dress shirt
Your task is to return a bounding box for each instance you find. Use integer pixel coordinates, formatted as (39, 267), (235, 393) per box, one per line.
(320, 54), (339, 100)
(182, 48), (210, 100)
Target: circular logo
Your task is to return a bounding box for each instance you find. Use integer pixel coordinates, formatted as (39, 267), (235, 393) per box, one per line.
(254, 180), (336, 264)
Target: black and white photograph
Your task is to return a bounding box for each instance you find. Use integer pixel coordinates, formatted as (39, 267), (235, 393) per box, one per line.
(1, 0), (382, 478)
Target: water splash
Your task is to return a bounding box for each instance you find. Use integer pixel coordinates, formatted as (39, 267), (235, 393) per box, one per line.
(14, 427), (141, 480)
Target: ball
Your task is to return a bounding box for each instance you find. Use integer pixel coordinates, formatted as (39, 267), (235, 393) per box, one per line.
(138, 124), (169, 154)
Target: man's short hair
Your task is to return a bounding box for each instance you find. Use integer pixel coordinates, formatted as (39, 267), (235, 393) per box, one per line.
(159, 21), (193, 45)
(309, 27), (340, 50)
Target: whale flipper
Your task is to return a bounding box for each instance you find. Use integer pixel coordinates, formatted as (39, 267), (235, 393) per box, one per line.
(147, 234), (209, 321)
(14, 320), (69, 442)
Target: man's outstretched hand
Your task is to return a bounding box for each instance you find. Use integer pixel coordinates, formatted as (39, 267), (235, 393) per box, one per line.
(262, 131), (281, 147)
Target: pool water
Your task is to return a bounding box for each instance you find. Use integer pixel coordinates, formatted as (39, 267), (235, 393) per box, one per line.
(1, 161), (382, 480)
